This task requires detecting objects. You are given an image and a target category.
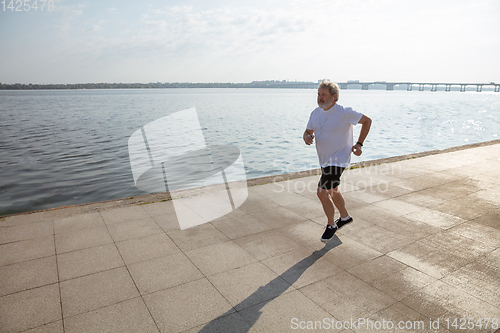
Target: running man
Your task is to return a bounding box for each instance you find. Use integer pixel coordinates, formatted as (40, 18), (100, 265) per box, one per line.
(303, 79), (372, 242)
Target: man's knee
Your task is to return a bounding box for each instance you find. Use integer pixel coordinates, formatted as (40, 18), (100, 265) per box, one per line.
(329, 186), (342, 197)
(330, 186), (341, 193)
(317, 187), (329, 201)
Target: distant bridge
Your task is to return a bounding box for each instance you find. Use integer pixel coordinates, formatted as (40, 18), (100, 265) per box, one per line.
(268, 81), (499, 92)
(338, 81), (499, 92)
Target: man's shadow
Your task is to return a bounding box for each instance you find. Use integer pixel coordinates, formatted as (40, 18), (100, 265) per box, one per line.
(197, 237), (342, 332)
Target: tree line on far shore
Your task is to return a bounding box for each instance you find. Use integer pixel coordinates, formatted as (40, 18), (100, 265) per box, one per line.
(0, 80), (317, 90)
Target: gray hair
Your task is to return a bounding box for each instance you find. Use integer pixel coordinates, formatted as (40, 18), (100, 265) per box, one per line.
(318, 79), (339, 102)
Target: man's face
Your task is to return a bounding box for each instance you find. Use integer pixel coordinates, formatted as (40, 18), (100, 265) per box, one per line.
(317, 87), (336, 110)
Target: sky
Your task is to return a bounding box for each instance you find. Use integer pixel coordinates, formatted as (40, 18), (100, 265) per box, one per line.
(1, 0), (499, 84)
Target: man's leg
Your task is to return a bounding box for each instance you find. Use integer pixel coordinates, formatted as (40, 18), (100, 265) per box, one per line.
(330, 187), (353, 229)
(317, 167), (352, 242)
(317, 187), (335, 225)
(318, 186), (338, 242)
(329, 187), (349, 219)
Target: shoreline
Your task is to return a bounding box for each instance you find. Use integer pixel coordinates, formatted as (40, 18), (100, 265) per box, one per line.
(2, 138), (500, 219)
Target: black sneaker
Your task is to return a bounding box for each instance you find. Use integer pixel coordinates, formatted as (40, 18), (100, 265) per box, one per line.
(336, 216), (353, 229)
(321, 224), (338, 242)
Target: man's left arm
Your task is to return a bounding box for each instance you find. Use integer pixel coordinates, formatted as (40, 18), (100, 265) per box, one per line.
(352, 115), (372, 156)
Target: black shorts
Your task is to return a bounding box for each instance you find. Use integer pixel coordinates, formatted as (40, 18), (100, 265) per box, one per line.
(318, 166), (345, 190)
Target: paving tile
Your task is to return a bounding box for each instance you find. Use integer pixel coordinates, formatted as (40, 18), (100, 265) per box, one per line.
(419, 160), (463, 173)
(184, 241), (257, 276)
(347, 205), (404, 226)
(390, 178), (436, 192)
(64, 297), (159, 333)
(388, 231), (494, 279)
(427, 179), (483, 200)
(471, 172), (500, 187)
(249, 206), (309, 229)
(266, 188), (313, 206)
(208, 262), (294, 311)
(299, 270), (396, 322)
(99, 206), (149, 225)
(185, 312), (252, 333)
(294, 185), (322, 201)
(471, 188), (500, 207)
(340, 222), (416, 254)
(308, 235), (383, 270)
(433, 195), (484, 221)
(387, 167), (424, 181)
(480, 247), (500, 269)
(397, 191), (447, 209)
(403, 208), (465, 229)
(344, 188), (389, 204)
(388, 246), (463, 280)
(60, 267), (139, 317)
(347, 256), (437, 301)
(343, 192), (378, 213)
(362, 302), (430, 333)
(55, 226), (113, 254)
(107, 217), (163, 242)
(0, 235), (55, 267)
(53, 212), (105, 234)
(0, 284), (61, 333)
(209, 205), (249, 220)
(447, 222), (500, 248)
(400, 280), (500, 331)
(0, 211), (53, 227)
(237, 195), (282, 214)
(144, 278), (234, 333)
(284, 177), (321, 198)
(374, 215), (442, 239)
(376, 183), (414, 198)
(281, 198), (328, 220)
(23, 321), (64, 333)
(238, 290), (336, 332)
(471, 208), (500, 230)
(115, 233), (180, 265)
(247, 182), (285, 197)
(373, 199), (424, 217)
(127, 253), (203, 294)
(262, 247), (343, 288)
(279, 220), (328, 246)
(441, 259), (500, 307)
(0, 220), (53, 244)
(166, 201), (209, 230)
(233, 229), (302, 261)
(347, 174), (401, 193)
(176, 193), (233, 222)
(167, 223), (230, 252)
(0, 256), (58, 297)
(140, 200), (176, 217)
(210, 213), (272, 240)
(417, 230), (495, 259)
(151, 212), (181, 232)
(57, 244), (124, 281)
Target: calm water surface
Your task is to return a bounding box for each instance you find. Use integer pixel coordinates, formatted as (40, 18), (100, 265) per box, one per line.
(1, 88), (499, 215)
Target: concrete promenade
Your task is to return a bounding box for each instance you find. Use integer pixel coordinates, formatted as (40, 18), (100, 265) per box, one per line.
(1, 142), (500, 333)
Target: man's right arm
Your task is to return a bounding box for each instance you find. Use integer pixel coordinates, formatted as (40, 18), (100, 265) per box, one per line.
(303, 129), (314, 145)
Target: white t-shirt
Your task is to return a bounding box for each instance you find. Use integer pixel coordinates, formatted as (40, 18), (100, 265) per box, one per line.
(306, 104), (363, 168)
